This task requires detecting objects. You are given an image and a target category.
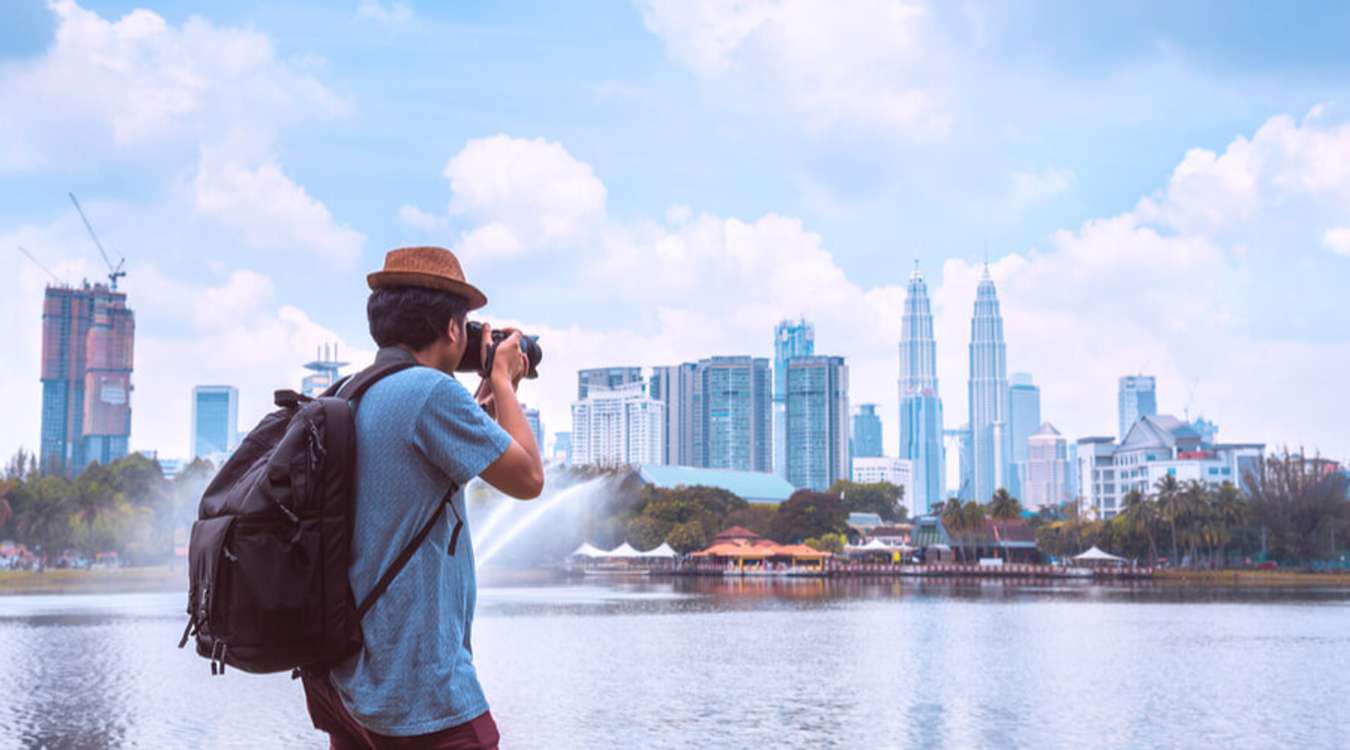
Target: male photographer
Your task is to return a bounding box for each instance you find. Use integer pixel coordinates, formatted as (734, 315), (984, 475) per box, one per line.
(303, 246), (544, 749)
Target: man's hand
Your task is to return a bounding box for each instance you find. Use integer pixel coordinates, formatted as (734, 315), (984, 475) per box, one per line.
(487, 325), (527, 390)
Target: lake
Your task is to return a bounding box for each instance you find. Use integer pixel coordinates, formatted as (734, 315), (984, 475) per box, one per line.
(1, 578), (1347, 749)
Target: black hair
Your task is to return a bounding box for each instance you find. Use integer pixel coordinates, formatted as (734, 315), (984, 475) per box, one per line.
(367, 286), (470, 350)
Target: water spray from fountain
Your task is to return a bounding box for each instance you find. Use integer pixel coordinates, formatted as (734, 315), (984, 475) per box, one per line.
(475, 476), (611, 569)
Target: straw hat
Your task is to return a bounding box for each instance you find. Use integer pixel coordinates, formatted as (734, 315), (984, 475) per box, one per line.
(367, 246), (488, 309)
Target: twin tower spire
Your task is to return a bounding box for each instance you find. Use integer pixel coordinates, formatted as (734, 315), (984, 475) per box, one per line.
(898, 262), (1008, 514)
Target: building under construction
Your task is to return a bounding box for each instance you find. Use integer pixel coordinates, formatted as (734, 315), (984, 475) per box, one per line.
(39, 281), (135, 476)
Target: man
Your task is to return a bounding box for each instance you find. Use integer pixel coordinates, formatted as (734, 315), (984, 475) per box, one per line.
(303, 246), (544, 749)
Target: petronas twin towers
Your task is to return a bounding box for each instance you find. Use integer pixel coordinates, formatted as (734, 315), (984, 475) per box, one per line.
(898, 264), (1010, 514)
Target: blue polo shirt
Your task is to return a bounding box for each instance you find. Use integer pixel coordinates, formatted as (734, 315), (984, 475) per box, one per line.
(329, 366), (512, 736)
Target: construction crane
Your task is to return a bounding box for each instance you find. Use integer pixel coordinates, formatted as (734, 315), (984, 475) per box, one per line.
(68, 192), (126, 290)
(16, 245), (67, 286)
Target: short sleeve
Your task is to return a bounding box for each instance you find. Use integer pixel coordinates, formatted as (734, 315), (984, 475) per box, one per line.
(412, 376), (513, 487)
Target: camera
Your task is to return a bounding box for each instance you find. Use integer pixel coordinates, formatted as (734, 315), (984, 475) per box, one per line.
(458, 321), (542, 379)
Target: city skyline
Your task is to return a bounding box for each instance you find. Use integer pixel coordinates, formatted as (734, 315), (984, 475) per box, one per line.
(3, 1), (1349, 466)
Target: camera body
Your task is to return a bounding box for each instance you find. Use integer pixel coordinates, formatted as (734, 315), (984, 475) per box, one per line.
(457, 321), (542, 379)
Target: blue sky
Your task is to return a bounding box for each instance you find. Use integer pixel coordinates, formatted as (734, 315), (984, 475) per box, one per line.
(2, 0), (1349, 464)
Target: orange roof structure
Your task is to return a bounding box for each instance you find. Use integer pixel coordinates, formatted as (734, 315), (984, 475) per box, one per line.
(712, 526), (763, 544)
(692, 541), (832, 560)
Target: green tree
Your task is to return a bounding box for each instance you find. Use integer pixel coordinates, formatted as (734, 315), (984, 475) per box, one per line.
(625, 515), (668, 550)
(770, 490), (848, 544)
(805, 532), (845, 554)
(826, 480), (907, 522)
(987, 488), (1023, 520)
(1119, 489), (1159, 565)
(1154, 474), (1183, 564)
(1247, 450), (1350, 565)
(666, 520), (712, 554)
(722, 504), (778, 538)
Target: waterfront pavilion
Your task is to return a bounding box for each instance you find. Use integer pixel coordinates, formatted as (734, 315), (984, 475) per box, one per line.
(1073, 546), (1128, 568)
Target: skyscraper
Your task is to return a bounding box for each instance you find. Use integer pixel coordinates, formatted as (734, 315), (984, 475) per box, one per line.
(851, 403), (883, 459)
(1023, 422), (1069, 509)
(40, 281), (135, 475)
(578, 367), (643, 400)
(945, 425), (973, 500)
(785, 355), (849, 490)
(1007, 372), (1041, 499)
(773, 319), (814, 478)
(897, 264), (945, 514)
(967, 266), (1010, 504)
(1118, 375), (1157, 440)
(570, 382), (664, 467)
(692, 356), (772, 472)
(522, 403), (544, 453)
(650, 363), (696, 466)
(191, 385), (238, 460)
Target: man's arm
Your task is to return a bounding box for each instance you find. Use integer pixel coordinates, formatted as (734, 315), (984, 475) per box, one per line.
(478, 329), (544, 499)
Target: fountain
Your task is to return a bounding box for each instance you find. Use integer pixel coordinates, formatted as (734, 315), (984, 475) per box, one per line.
(474, 476), (611, 569)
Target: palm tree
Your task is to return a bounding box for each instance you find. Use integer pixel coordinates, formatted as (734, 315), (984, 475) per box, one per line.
(1178, 480), (1210, 567)
(960, 500), (987, 563)
(939, 497), (964, 560)
(1154, 474), (1182, 565)
(1119, 489), (1158, 566)
(1210, 481), (1247, 567)
(988, 488), (1023, 521)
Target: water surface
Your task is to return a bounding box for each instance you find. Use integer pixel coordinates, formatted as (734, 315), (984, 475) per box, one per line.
(1, 579), (1347, 749)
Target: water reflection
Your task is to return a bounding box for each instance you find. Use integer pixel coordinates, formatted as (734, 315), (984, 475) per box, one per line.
(1, 581), (1348, 749)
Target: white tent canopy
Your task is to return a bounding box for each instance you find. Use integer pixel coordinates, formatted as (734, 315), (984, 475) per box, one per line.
(638, 542), (678, 558)
(1074, 546), (1126, 562)
(607, 542), (644, 558)
(570, 542), (608, 558)
(845, 539), (895, 554)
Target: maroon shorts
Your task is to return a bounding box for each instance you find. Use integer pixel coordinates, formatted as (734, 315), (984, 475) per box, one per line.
(302, 673), (500, 750)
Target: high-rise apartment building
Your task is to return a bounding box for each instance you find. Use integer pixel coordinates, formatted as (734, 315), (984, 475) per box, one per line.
(40, 282), (135, 475)
(650, 363), (696, 466)
(522, 403), (544, 453)
(851, 456), (915, 518)
(773, 319), (815, 478)
(785, 355), (849, 491)
(1118, 375), (1157, 441)
(1023, 422), (1069, 509)
(578, 367), (642, 400)
(967, 267), (1010, 503)
(851, 403), (883, 459)
(191, 385), (239, 460)
(898, 265), (946, 514)
(1007, 372), (1041, 498)
(691, 356), (772, 472)
(1078, 415), (1263, 519)
(570, 382), (664, 467)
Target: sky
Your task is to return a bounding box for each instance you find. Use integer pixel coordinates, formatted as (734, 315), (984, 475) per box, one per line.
(2, 0), (1349, 465)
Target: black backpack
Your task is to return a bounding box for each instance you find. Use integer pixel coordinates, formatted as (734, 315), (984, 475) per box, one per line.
(179, 348), (464, 676)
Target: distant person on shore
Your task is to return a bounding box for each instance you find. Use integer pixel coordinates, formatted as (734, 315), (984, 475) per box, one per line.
(302, 246), (544, 750)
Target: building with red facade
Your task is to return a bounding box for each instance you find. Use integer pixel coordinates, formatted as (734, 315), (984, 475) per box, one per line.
(40, 282), (134, 475)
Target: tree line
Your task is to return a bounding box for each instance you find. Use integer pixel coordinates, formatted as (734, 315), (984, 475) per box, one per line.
(589, 477), (907, 554)
(0, 449), (215, 564)
(1033, 451), (1349, 568)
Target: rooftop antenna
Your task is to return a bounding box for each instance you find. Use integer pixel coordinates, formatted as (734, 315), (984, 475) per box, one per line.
(16, 246), (67, 285)
(68, 192), (127, 290)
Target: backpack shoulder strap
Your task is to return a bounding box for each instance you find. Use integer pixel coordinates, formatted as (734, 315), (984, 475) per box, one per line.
(325, 347), (420, 402)
(356, 481), (462, 620)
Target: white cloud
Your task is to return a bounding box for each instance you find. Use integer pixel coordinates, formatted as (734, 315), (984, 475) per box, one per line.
(357, 0), (414, 26)
(398, 204), (449, 233)
(637, 0), (948, 138)
(192, 150), (365, 265)
(1008, 166), (1074, 209)
(442, 135), (607, 261)
(1325, 227), (1350, 256)
(0, 0), (345, 170)
(421, 113), (1350, 462)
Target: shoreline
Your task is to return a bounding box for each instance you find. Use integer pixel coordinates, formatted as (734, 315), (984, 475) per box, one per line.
(6, 565), (1350, 596)
(0, 566), (185, 596)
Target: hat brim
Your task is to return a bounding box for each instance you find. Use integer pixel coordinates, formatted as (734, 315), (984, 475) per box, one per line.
(367, 271), (488, 310)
